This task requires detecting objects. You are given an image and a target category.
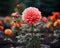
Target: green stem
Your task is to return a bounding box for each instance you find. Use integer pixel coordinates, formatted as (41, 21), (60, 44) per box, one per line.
(31, 24), (34, 37)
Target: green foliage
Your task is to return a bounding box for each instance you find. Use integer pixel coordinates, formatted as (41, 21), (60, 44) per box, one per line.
(27, 36), (40, 48)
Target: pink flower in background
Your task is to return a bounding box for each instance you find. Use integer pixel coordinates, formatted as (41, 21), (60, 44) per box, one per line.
(16, 4), (22, 8)
(22, 7), (42, 24)
(16, 4), (20, 7)
(42, 17), (48, 23)
(11, 13), (17, 17)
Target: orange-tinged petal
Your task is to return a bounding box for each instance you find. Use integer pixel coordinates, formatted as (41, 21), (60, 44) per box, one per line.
(48, 16), (56, 22)
(4, 16), (9, 21)
(16, 23), (20, 28)
(48, 16), (52, 19)
(10, 21), (14, 26)
(46, 23), (51, 28)
(17, 21), (22, 26)
(4, 29), (12, 35)
(54, 21), (58, 27)
(13, 23), (17, 27)
(52, 12), (60, 16)
(56, 19), (60, 24)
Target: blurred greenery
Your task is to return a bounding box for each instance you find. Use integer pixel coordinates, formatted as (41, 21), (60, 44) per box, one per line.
(0, 0), (17, 16)
(40, 0), (60, 16)
(18, 0), (60, 16)
(27, 36), (40, 48)
(0, 0), (60, 16)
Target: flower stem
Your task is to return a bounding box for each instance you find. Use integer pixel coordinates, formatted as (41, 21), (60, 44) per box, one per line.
(31, 24), (34, 37)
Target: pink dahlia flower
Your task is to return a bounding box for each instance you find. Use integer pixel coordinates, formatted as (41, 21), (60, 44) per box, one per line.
(42, 17), (47, 23)
(22, 7), (42, 24)
(11, 13), (17, 17)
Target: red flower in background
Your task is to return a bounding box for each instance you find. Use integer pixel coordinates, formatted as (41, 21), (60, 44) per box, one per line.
(0, 26), (4, 30)
(42, 17), (47, 23)
(0, 20), (2, 25)
(11, 13), (17, 17)
(22, 7), (42, 25)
